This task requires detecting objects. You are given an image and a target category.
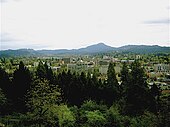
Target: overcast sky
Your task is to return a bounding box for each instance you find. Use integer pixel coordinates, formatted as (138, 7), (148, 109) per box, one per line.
(0, 0), (170, 50)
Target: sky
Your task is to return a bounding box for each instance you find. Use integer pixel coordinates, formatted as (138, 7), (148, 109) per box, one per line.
(0, 0), (170, 50)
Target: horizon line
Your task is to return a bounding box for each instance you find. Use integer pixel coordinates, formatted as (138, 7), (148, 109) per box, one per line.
(0, 43), (170, 51)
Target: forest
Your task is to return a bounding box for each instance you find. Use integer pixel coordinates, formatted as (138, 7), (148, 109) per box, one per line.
(0, 60), (169, 127)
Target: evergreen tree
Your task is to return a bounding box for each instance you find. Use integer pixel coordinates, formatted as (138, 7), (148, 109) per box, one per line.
(79, 72), (87, 100)
(150, 83), (161, 113)
(130, 61), (146, 87)
(44, 62), (56, 85)
(36, 61), (56, 85)
(105, 62), (119, 105)
(26, 79), (61, 126)
(0, 67), (11, 114)
(86, 72), (93, 99)
(124, 61), (155, 115)
(0, 66), (11, 98)
(36, 61), (46, 79)
(85, 72), (99, 101)
(120, 63), (131, 98)
(12, 61), (32, 112)
(107, 63), (118, 88)
(0, 88), (7, 115)
(150, 83), (161, 99)
(69, 72), (83, 105)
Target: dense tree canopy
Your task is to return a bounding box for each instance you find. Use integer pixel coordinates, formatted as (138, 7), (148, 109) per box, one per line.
(0, 60), (169, 127)
(12, 61), (32, 112)
(123, 61), (156, 115)
(105, 62), (119, 105)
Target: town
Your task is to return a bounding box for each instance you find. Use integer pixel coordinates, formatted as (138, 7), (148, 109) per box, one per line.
(1, 52), (169, 91)
(0, 51), (170, 126)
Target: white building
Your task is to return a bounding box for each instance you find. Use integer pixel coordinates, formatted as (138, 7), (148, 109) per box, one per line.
(99, 65), (121, 75)
(67, 63), (92, 73)
(154, 64), (170, 73)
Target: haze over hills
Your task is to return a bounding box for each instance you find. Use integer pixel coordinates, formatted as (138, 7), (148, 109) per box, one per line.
(0, 43), (170, 57)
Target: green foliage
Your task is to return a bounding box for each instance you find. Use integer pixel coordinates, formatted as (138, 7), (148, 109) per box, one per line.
(0, 88), (7, 108)
(130, 61), (146, 86)
(121, 63), (130, 94)
(0, 56), (169, 126)
(0, 66), (11, 97)
(107, 62), (118, 87)
(130, 112), (158, 127)
(157, 93), (170, 127)
(105, 62), (120, 104)
(36, 61), (56, 84)
(80, 100), (108, 113)
(26, 79), (61, 126)
(36, 61), (46, 79)
(123, 61), (156, 115)
(106, 104), (129, 127)
(26, 79), (61, 115)
(12, 61), (32, 112)
(78, 100), (108, 127)
(84, 110), (107, 127)
(55, 105), (76, 127)
(150, 83), (161, 99)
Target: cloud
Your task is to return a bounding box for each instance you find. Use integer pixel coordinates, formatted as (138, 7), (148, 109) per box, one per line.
(0, 33), (51, 50)
(0, 0), (7, 3)
(0, 0), (20, 3)
(144, 19), (170, 25)
(0, 33), (14, 42)
(0, 33), (20, 50)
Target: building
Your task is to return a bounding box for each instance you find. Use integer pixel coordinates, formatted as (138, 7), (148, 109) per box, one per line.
(154, 64), (170, 73)
(67, 63), (92, 73)
(99, 65), (121, 75)
(34, 62), (39, 67)
(136, 55), (141, 59)
(67, 64), (77, 72)
(62, 58), (71, 64)
(99, 65), (109, 74)
(52, 66), (61, 72)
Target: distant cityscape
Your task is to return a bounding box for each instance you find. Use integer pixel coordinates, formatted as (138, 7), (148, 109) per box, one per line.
(1, 46), (170, 91)
(0, 43), (170, 126)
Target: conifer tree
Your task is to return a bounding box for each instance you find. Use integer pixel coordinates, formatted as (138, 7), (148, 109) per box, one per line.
(26, 79), (61, 126)
(107, 63), (118, 88)
(0, 66), (11, 98)
(120, 63), (130, 96)
(0, 88), (7, 115)
(105, 62), (119, 104)
(124, 61), (155, 115)
(150, 83), (161, 99)
(36, 61), (46, 79)
(12, 61), (32, 112)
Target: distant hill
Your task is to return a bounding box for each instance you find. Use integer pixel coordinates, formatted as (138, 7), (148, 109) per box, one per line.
(0, 49), (39, 57)
(0, 43), (169, 57)
(38, 43), (114, 55)
(118, 45), (170, 54)
(76, 43), (115, 53)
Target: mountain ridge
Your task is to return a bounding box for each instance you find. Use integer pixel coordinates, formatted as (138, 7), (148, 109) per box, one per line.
(0, 43), (170, 57)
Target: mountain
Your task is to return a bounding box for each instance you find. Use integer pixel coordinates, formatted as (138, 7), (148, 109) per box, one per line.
(38, 43), (114, 55)
(118, 45), (170, 54)
(0, 49), (39, 57)
(0, 43), (170, 57)
(76, 43), (115, 53)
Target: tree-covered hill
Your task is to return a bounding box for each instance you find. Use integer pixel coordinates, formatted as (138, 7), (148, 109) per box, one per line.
(0, 43), (169, 57)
